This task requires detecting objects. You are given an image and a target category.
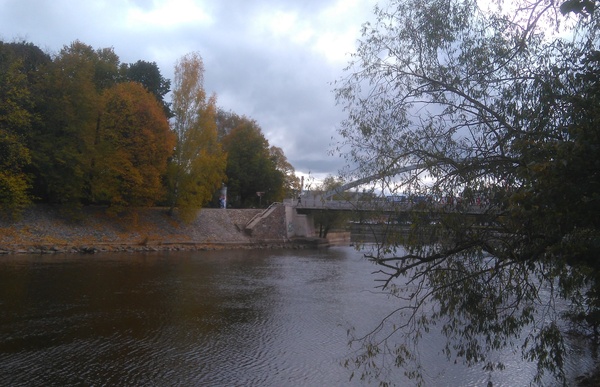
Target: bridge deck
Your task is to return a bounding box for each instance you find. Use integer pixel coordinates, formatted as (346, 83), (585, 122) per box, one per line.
(286, 197), (488, 215)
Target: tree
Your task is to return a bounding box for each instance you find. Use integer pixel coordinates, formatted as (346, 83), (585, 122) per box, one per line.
(221, 115), (284, 207)
(0, 40), (180, 213)
(335, 0), (600, 385)
(121, 60), (172, 117)
(166, 52), (226, 222)
(0, 41), (52, 217)
(31, 41), (117, 205)
(91, 82), (175, 210)
(269, 145), (301, 200)
(93, 47), (121, 90)
(0, 131), (31, 219)
(0, 42), (36, 218)
(214, 108), (239, 140)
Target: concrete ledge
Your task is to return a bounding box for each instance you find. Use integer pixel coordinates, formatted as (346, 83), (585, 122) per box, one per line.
(290, 237), (330, 248)
(326, 231), (351, 246)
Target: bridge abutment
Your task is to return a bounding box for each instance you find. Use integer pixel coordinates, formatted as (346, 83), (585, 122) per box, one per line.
(285, 203), (315, 238)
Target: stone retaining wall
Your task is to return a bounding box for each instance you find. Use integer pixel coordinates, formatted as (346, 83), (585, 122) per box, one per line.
(0, 205), (317, 254)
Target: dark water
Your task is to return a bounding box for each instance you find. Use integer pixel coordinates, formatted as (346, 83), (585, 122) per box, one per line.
(0, 247), (594, 386)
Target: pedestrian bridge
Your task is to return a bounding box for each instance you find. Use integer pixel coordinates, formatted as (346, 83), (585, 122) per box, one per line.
(281, 194), (489, 240)
(285, 195), (402, 211)
(284, 195), (487, 214)
(279, 161), (487, 238)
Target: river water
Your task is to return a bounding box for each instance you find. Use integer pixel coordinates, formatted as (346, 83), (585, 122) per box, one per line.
(0, 246), (594, 386)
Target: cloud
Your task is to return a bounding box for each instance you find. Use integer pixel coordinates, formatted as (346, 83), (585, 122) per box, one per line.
(0, 0), (377, 178)
(124, 0), (214, 30)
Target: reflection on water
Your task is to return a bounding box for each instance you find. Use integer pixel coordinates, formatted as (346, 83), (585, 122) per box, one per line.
(0, 247), (594, 386)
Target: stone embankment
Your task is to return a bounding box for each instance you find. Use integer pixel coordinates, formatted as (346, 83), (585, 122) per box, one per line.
(0, 205), (309, 254)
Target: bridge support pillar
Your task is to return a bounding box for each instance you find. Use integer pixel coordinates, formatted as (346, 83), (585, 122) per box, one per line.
(284, 203), (315, 238)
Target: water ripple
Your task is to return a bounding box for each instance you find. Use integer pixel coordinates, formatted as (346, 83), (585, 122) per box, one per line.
(0, 249), (594, 386)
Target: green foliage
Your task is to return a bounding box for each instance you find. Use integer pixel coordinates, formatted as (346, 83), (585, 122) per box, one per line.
(121, 60), (172, 117)
(0, 46), (33, 133)
(0, 42), (36, 217)
(560, 0), (597, 15)
(221, 114), (285, 207)
(215, 108), (240, 140)
(0, 130), (32, 219)
(270, 145), (301, 200)
(30, 41), (105, 204)
(335, 0), (600, 384)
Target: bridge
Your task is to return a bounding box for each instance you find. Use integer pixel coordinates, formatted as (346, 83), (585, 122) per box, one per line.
(286, 162), (486, 213)
(280, 195), (489, 241)
(277, 162), (489, 240)
(285, 194), (487, 214)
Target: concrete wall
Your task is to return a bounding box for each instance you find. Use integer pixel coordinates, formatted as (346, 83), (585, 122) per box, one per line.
(244, 202), (317, 240)
(285, 205), (315, 238)
(246, 204), (288, 241)
(325, 231), (351, 245)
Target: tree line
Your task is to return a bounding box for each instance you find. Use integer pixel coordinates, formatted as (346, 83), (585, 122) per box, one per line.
(0, 40), (299, 220)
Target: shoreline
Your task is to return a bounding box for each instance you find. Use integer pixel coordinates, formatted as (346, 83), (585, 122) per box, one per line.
(0, 205), (327, 255)
(0, 240), (320, 255)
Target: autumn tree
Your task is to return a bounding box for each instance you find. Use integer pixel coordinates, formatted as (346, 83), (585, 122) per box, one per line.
(121, 60), (172, 117)
(166, 52), (226, 221)
(221, 115), (285, 207)
(0, 39), (179, 213)
(0, 42), (35, 218)
(31, 41), (116, 205)
(91, 82), (175, 210)
(335, 0), (600, 385)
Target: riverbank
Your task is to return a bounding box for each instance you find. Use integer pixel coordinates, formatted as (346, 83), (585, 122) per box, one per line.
(0, 205), (311, 254)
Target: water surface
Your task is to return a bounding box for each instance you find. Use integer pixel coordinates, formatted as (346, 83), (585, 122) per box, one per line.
(0, 247), (593, 386)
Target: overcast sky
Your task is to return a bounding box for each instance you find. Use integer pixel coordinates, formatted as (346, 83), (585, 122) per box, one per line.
(0, 0), (379, 181)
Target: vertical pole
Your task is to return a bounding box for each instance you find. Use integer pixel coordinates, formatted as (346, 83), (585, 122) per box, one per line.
(220, 184), (227, 208)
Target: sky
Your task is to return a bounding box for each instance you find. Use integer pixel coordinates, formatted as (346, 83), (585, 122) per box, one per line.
(0, 0), (379, 182)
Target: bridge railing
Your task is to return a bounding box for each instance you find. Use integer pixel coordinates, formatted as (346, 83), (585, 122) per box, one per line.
(289, 194), (490, 214)
(294, 195), (399, 211)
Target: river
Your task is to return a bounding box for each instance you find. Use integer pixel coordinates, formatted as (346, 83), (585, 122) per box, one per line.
(0, 246), (594, 386)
